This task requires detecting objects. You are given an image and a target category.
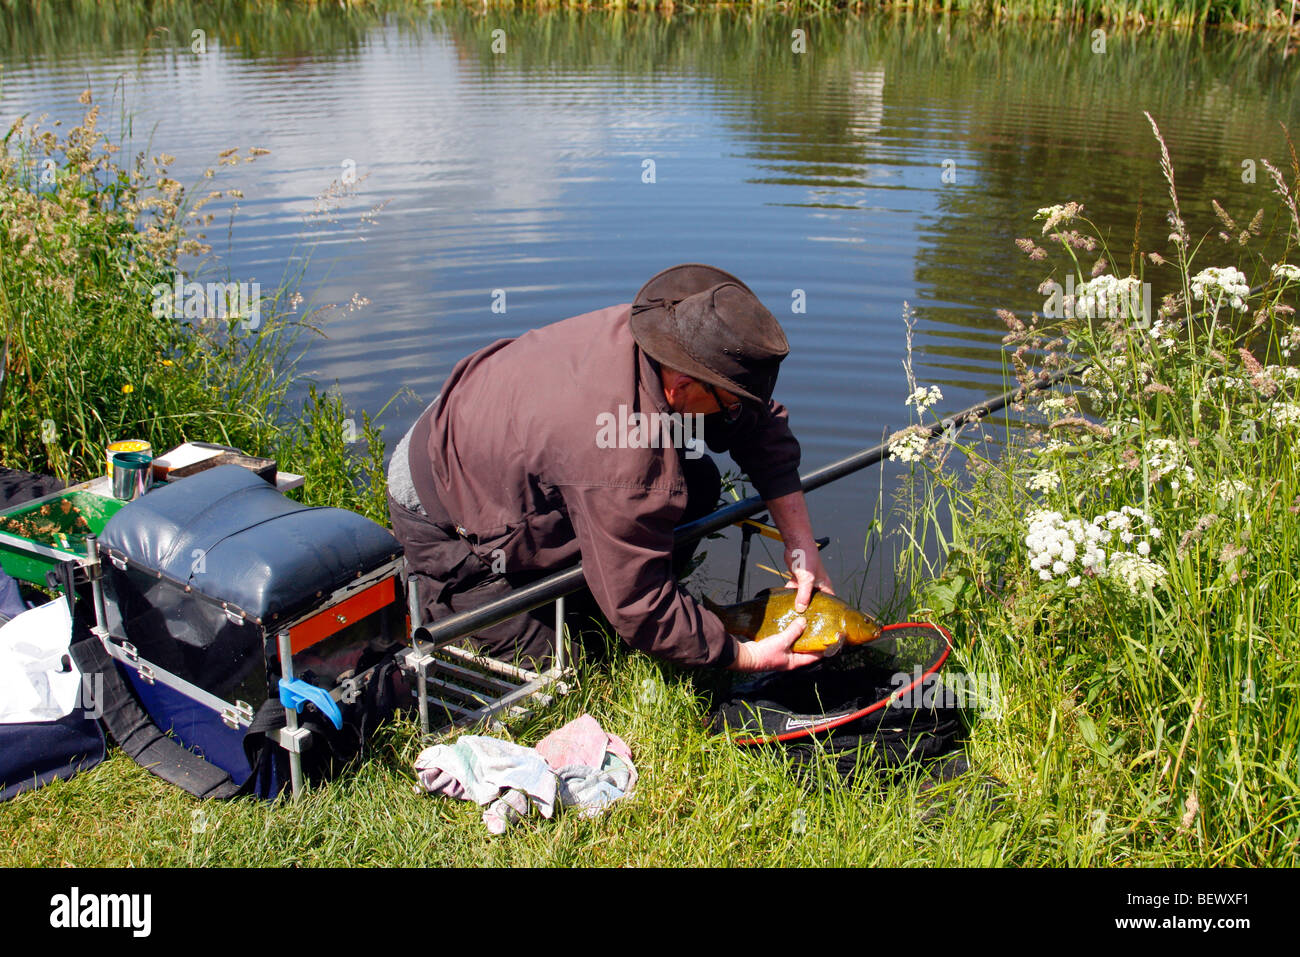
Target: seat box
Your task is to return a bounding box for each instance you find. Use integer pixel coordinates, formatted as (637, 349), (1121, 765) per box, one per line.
(97, 466), (406, 787)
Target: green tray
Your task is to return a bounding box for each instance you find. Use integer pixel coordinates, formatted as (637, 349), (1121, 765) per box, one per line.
(0, 488), (126, 586)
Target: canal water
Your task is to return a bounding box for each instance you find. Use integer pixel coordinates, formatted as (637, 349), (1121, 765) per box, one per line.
(4, 4), (1298, 606)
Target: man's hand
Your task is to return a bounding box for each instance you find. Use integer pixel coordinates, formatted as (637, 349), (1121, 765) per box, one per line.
(727, 617), (824, 673)
(766, 490), (834, 613)
(783, 550), (834, 614)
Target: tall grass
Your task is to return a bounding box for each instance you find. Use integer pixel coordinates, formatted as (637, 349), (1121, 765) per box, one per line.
(0, 0), (1295, 50)
(889, 120), (1300, 863)
(0, 96), (389, 521)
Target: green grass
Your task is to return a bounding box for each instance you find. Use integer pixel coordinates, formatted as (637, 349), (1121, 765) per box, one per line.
(0, 644), (1017, 867)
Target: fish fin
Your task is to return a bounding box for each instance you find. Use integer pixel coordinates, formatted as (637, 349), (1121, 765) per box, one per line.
(701, 594), (723, 615)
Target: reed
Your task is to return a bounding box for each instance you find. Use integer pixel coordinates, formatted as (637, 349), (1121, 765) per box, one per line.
(0, 0), (1296, 48)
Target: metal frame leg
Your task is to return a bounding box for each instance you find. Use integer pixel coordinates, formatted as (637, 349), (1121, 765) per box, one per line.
(277, 630), (305, 801)
(554, 594), (566, 673)
(408, 577), (432, 736)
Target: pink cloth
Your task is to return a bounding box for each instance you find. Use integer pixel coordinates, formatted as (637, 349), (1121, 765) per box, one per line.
(537, 714), (633, 773)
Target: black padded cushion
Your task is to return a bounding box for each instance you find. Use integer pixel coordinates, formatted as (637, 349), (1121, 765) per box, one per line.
(99, 466), (401, 624)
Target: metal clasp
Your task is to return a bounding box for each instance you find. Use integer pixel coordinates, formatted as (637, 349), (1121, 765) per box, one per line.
(221, 700), (254, 729)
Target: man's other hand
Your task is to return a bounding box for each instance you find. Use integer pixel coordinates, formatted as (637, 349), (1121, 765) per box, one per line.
(727, 616), (823, 673)
(783, 561), (834, 614)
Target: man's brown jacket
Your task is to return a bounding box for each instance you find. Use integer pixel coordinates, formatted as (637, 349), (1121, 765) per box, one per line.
(406, 303), (801, 667)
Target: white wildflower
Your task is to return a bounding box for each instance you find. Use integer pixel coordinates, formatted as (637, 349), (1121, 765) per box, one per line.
(1027, 470), (1061, 493)
(1146, 319), (1178, 351)
(1145, 438), (1188, 483)
(1215, 479), (1252, 499)
(905, 386), (943, 412)
(1281, 326), (1299, 360)
(1190, 266), (1251, 312)
(1272, 263), (1300, 283)
(1108, 552), (1168, 595)
(1036, 202), (1083, 235)
(1268, 403), (1300, 430)
(888, 430), (930, 463)
(1074, 275), (1144, 321)
(1066, 576), (1082, 588)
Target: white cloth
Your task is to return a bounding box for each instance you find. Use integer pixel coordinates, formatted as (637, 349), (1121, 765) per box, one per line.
(414, 735), (557, 835)
(0, 597), (81, 724)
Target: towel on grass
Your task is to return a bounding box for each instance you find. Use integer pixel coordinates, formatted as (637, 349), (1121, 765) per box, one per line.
(414, 714), (636, 833)
(415, 735), (556, 835)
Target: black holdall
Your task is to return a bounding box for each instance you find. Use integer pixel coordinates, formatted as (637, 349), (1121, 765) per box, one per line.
(94, 465), (410, 800)
(709, 622), (971, 784)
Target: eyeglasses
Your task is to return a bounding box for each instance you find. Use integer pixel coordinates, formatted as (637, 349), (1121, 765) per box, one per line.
(703, 382), (744, 425)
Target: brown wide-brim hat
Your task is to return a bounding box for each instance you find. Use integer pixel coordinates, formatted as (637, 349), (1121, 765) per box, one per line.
(629, 263), (789, 406)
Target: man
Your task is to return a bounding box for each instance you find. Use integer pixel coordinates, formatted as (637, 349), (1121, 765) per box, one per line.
(387, 263), (832, 672)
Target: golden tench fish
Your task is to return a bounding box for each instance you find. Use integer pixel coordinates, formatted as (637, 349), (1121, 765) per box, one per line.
(702, 588), (882, 655)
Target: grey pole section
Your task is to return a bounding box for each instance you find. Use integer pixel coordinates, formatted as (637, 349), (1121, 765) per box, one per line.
(407, 578), (431, 735)
(410, 364), (1084, 648)
(277, 630), (304, 800)
(554, 595), (566, 673)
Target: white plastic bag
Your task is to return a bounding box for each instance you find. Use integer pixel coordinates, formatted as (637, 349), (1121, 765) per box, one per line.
(0, 596), (81, 724)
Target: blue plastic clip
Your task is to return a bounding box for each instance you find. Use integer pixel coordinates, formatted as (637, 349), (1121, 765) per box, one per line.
(278, 677), (344, 730)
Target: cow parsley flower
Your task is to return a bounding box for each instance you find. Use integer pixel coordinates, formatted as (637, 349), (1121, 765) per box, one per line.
(1190, 266), (1250, 312)
(1215, 479), (1252, 499)
(1145, 438), (1186, 481)
(888, 430), (930, 463)
(1027, 470), (1061, 493)
(1108, 552), (1168, 595)
(905, 386), (943, 412)
(1269, 403), (1300, 430)
(1272, 263), (1300, 283)
(1074, 275), (1144, 321)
